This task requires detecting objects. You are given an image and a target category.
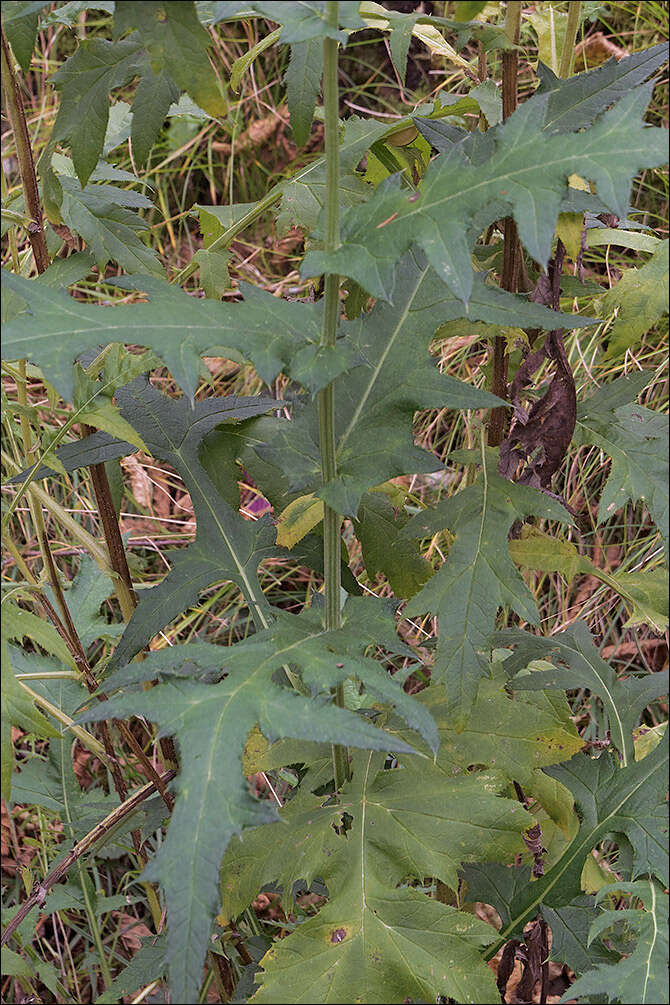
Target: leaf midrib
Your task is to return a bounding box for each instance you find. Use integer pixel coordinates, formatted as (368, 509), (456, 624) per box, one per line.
(336, 263), (428, 457)
(562, 646), (627, 765)
(155, 396), (271, 630)
(383, 119), (655, 233)
(642, 880), (658, 1002)
(164, 627), (325, 995)
(543, 47), (664, 131)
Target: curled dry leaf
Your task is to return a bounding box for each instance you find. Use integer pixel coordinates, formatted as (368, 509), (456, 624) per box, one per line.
(121, 455), (153, 509)
(499, 242), (577, 489)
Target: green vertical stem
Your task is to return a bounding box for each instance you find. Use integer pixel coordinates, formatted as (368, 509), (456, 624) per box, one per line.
(76, 860), (114, 991)
(558, 1), (582, 78)
(319, 32), (342, 631)
(488, 0), (522, 447)
(318, 3), (349, 790)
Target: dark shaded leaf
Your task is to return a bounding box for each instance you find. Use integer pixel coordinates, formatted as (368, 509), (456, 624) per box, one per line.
(113, 1), (226, 118)
(130, 68), (181, 165)
(248, 2), (365, 43)
(48, 37), (146, 188)
(95, 937), (168, 1005)
(3, 7), (39, 72)
(559, 880), (669, 1004)
(258, 250), (593, 518)
(285, 39), (321, 146)
(45, 555), (124, 648)
(355, 490), (433, 599)
(57, 176), (163, 277)
(512, 736), (667, 938)
(537, 44), (669, 133)
(7, 430), (137, 484)
(0, 269), (355, 403)
(543, 895), (619, 975)
(107, 379), (281, 669)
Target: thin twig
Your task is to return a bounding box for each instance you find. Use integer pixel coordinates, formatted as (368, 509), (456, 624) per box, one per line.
(80, 424), (138, 623)
(34, 571), (173, 810)
(0, 771), (176, 947)
(32, 559), (143, 852)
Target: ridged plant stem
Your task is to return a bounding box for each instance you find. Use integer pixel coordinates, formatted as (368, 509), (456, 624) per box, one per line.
(318, 3), (349, 790)
(1, 27), (50, 273)
(559, 1), (582, 78)
(488, 0), (522, 447)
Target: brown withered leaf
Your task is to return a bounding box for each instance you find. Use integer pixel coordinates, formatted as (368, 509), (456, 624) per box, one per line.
(515, 918), (549, 1003)
(118, 913), (153, 951)
(522, 822), (547, 879)
(574, 32), (626, 71)
(497, 939), (522, 999)
(499, 242), (577, 490)
(50, 221), (80, 251)
(122, 455), (153, 509)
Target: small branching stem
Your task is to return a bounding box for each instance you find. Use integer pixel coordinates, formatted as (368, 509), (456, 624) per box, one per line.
(0, 771), (176, 948)
(81, 424), (139, 622)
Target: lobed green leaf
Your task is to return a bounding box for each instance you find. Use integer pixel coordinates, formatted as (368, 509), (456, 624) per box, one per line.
(83, 599), (434, 1003)
(402, 449), (572, 727)
(303, 83), (668, 303)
